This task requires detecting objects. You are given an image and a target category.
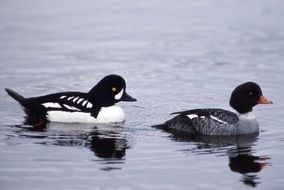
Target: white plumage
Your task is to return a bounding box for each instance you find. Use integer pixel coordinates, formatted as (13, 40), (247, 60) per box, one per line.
(46, 106), (125, 123)
(186, 114), (198, 119)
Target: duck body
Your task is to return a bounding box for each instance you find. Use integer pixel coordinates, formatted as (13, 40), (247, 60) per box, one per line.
(5, 74), (136, 125)
(158, 82), (272, 136)
(166, 108), (259, 135)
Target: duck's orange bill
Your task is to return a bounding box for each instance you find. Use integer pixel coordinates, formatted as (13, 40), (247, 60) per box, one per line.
(257, 95), (273, 104)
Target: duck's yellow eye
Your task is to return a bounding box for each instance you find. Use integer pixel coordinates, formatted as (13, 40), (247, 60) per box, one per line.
(112, 87), (116, 92)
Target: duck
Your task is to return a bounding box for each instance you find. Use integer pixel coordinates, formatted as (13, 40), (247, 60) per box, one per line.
(5, 74), (137, 126)
(156, 82), (272, 135)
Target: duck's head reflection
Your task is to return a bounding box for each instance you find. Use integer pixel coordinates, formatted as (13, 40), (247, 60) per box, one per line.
(88, 130), (128, 159)
(161, 129), (270, 187)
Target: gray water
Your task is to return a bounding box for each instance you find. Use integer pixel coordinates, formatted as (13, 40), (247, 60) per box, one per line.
(1, 0), (284, 189)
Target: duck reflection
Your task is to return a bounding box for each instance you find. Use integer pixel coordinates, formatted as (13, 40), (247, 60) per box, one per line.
(227, 146), (270, 187)
(161, 129), (270, 187)
(49, 123), (129, 160)
(12, 122), (129, 170)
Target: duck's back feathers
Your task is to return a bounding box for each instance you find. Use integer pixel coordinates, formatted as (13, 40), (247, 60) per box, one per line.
(165, 108), (240, 135)
(6, 89), (102, 125)
(29, 92), (102, 119)
(172, 108), (239, 124)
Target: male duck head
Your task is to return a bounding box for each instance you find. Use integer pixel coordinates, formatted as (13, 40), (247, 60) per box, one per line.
(229, 82), (273, 114)
(88, 74), (136, 107)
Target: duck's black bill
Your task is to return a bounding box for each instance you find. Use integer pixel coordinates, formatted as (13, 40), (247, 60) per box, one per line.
(121, 92), (137, 102)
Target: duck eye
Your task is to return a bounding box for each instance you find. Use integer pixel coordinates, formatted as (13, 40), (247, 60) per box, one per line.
(249, 92), (253, 96)
(112, 87), (117, 92)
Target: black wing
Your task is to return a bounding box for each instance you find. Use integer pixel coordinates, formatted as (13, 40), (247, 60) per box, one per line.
(168, 108), (239, 135)
(171, 108), (239, 124)
(27, 92), (102, 118)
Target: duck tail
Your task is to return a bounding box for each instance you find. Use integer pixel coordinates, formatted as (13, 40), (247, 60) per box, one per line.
(5, 88), (26, 105)
(151, 123), (167, 129)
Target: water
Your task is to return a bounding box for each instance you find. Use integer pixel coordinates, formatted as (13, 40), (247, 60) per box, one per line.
(1, 0), (284, 189)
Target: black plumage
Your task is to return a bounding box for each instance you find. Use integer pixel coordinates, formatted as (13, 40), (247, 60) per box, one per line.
(5, 74), (136, 126)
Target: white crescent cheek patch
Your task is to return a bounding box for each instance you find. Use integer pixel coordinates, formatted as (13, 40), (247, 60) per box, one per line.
(115, 89), (124, 100)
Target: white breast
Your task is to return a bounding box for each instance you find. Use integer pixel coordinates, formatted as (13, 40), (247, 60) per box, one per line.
(46, 106), (125, 123)
(237, 112), (259, 134)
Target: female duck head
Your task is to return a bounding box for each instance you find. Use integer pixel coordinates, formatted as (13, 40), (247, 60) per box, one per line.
(229, 82), (272, 114)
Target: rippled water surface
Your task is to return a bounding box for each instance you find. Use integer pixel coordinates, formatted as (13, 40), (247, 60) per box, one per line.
(1, 0), (284, 189)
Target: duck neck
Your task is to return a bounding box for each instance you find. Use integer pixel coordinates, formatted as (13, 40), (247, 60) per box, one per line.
(236, 111), (259, 134)
(238, 111), (255, 119)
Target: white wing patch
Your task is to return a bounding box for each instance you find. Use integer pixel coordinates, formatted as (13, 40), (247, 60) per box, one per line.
(115, 88), (124, 100)
(64, 104), (81, 111)
(67, 96), (74, 101)
(60, 96), (66, 99)
(77, 98), (84, 104)
(82, 100), (88, 106)
(42, 103), (61, 108)
(187, 114), (198, 119)
(73, 97), (79, 102)
(42, 96), (93, 115)
(86, 102), (92, 108)
(210, 115), (229, 124)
